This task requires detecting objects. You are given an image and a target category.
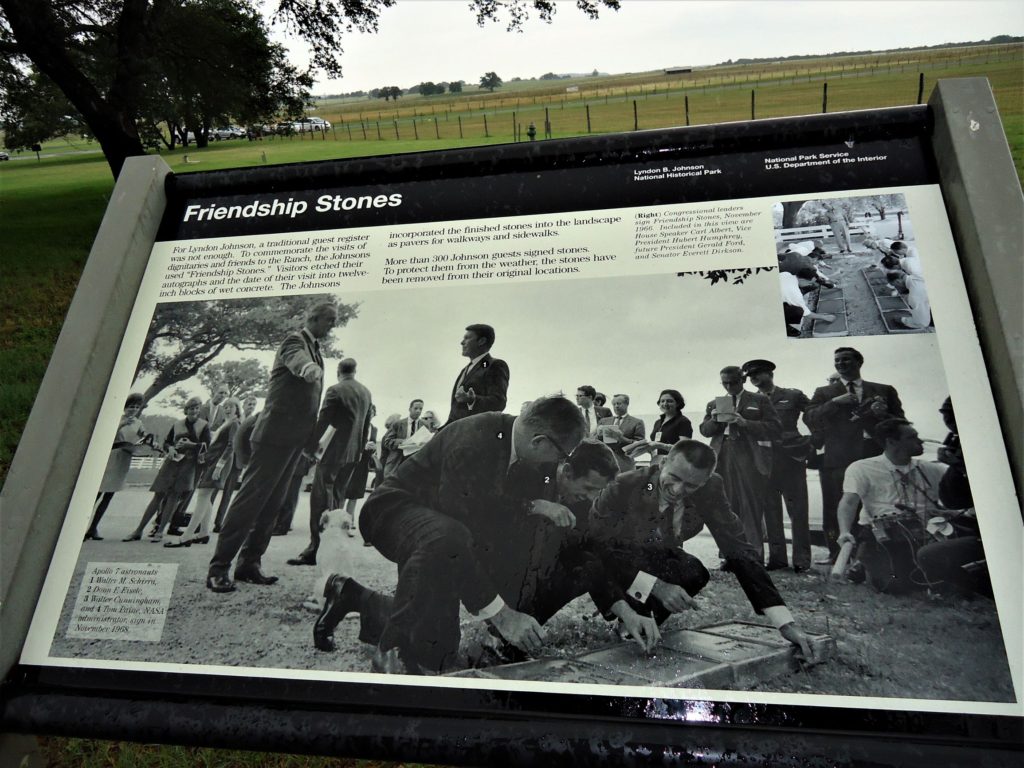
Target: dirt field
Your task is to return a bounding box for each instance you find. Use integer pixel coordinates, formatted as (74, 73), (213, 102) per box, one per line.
(48, 487), (1013, 703)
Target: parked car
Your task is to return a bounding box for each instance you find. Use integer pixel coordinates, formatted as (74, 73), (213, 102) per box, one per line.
(295, 117), (331, 132)
(0, 150), (9, 161)
(211, 125), (245, 140)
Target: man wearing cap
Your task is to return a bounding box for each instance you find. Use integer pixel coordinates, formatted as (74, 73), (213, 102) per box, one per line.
(699, 366), (781, 565)
(804, 347), (903, 564)
(836, 418), (988, 596)
(743, 359), (812, 572)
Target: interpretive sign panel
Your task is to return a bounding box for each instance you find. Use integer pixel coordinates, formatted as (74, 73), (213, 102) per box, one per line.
(14, 109), (1022, 754)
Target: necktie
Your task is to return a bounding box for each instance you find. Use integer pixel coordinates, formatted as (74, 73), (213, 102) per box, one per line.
(584, 408), (591, 433)
(614, 416), (622, 426)
(847, 381), (858, 402)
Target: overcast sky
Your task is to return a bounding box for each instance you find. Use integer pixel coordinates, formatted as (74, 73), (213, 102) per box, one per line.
(270, 1), (1024, 95)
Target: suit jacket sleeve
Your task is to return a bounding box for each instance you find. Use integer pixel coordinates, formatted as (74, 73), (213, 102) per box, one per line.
(382, 422), (403, 453)
(696, 476), (785, 612)
(699, 400), (725, 437)
(738, 392), (782, 440)
(626, 417), (646, 443)
(279, 331), (318, 379)
(803, 385), (842, 431)
(470, 358), (509, 413)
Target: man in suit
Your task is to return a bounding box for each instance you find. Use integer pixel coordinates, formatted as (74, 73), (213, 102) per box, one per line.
(446, 324), (509, 424)
(288, 358), (373, 566)
(381, 399), (423, 479)
(575, 385), (601, 437)
(743, 359), (813, 572)
(207, 302), (335, 593)
(593, 392), (613, 421)
(200, 383), (230, 432)
(699, 366), (781, 564)
(312, 397), (660, 674)
(803, 347), (903, 563)
(588, 439), (816, 660)
(596, 394), (646, 473)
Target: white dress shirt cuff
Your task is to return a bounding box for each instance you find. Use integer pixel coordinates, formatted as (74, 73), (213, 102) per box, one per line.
(627, 571), (658, 603)
(472, 595), (506, 622)
(299, 362), (319, 378)
(763, 605), (794, 629)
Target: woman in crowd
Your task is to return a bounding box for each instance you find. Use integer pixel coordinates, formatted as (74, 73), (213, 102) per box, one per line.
(124, 397), (210, 542)
(647, 389), (693, 457)
(164, 397), (242, 547)
(85, 393), (149, 541)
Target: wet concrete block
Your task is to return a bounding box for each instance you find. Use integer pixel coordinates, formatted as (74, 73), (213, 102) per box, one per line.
(812, 312), (848, 337)
(457, 656), (656, 685)
(660, 630), (795, 687)
(815, 298), (846, 314)
(817, 287), (844, 300)
(877, 295), (909, 310)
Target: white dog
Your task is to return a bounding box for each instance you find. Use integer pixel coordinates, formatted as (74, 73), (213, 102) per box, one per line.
(301, 508), (351, 612)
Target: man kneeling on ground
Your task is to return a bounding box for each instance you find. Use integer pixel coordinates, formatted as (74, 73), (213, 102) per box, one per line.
(588, 439), (817, 659)
(312, 398), (659, 674)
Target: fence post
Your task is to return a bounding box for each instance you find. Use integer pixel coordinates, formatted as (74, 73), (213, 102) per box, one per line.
(434, 117), (439, 139)
(544, 107), (551, 139)
(360, 121), (367, 140)
(586, 104), (591, 133)
(917, 72), (925, 104)
(633, 99), (638, 131)
(751, 89), (755, 120)
(685, 94), (689, 126)
(512, 111), (516, 140)
(346, 124), (352, 141)
(822, 82), (828, 114)
(413, 120), (418, 140)
(458, 115), (463, 139)
(393, 120), (399, 140)
(483, 114), (489, 138)
(376, 121), (382, 140)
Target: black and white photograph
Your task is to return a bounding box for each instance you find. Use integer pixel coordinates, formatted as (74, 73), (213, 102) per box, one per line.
(43, 268), (1013, 704)
(774, 194), (934, 339)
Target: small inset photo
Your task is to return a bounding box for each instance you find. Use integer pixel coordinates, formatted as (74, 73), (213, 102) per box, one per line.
(772, 194), (933, 339)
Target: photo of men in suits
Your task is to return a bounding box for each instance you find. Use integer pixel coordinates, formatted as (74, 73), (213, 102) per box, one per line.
(206, 302), (335, 593)
(699, 366), (781, 564)
(803, 347), (903, 562)
(596, 394), (646, 473)
(381, 399), (423, 479)
(288, 357), (372, 566)
(446, 323), (509, 424)
(313, 397), (660, 674)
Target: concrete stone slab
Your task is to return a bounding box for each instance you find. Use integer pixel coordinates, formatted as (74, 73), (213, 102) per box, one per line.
(812, 312), (849, 337)
(700, 621), (791, 647)
(450, 657), (653, 686)
(577, 644), (735, 689)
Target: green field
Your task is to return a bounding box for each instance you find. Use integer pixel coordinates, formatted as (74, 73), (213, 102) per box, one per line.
(1, 44), (1022, 767)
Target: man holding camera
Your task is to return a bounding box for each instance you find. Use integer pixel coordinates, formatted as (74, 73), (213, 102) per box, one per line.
(837, 418), (988, 596)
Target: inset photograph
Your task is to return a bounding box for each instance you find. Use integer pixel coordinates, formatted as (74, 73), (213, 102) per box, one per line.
(773, 194), (933, 338)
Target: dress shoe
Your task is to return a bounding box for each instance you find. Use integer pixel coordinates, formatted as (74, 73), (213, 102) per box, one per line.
(813, 556), (836, 566)
(163, 538), (192, 548)
(846, 561), (867, 584)
(167, 527), (185, 537)
(206, 574), (236, 593)
(233, 567), (278, 585)
(84, 531), (102, 541)
(793, 565), (811, 574)
(314, 574), (363, 652)
(194, 535), (210, 544)
(122, 533), (142, 542)
(287, 553), (316, 566)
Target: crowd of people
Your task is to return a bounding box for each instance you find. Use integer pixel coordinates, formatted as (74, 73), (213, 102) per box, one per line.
(91, 301), (988, 676)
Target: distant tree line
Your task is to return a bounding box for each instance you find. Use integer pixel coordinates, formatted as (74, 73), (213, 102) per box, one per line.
(720, 35), (1022, 66)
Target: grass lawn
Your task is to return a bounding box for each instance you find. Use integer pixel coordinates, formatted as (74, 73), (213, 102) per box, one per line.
(2, 51), (1022, 765)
